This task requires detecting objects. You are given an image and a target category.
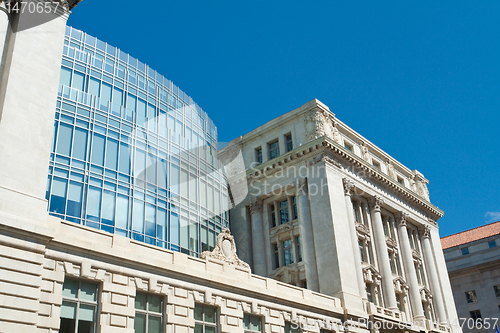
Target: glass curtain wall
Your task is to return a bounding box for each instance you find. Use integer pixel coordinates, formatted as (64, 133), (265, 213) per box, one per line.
(46, 26), (229, 257)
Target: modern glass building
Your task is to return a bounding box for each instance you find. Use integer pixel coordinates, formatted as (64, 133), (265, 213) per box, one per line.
(46, 26), (229, 257)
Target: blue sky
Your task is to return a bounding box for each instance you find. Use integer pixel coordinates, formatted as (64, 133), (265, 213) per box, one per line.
(68, 1), (500, 237)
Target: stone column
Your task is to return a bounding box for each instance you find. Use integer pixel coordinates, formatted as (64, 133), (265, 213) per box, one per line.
(395, 212), (425, 320)
(0, 2), (9, 71)
(296, 179), (319, 291)
(343, 178), (367, 299)
(249, 199), (267, 276)
(369, 196), (398, 310)
(420, 225), (447, 324)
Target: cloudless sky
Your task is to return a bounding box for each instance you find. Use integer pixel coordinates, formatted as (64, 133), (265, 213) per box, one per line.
(68, 1), (500, 237)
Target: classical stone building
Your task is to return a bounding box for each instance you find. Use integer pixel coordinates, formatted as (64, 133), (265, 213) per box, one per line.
(442, 221), (500, 333)
(220, 100), (461, 331)
(0, 1), (461, 333)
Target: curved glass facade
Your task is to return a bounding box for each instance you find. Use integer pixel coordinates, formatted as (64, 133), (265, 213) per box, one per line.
(46, 26), (229, 256)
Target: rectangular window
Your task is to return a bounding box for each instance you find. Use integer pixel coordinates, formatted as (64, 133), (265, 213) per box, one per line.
(279, 200), (289, 224)
(470, 309), (482, 321)
(243, 314), (262, 333)
(274, 244), (280, 269)
(60, 278), (98, 333)
(256, 148), (262, 164)
(359, 239), (367, 263)
(292, 196), (297, 220)
(135, 293), (163, 333)
(366, 283), (373, 303)
(296, 236), (302, 262)
(285, 321), (300, 333)
(352, 200), (361, 223)
(270, 204), (277, 228)
(344, 142), (353, 151)
(194, 304), (218, 333)
(283, 239), (294, 266)
(494, 285), (500, 298)
(397, 176), (404, 185)
(465, 290), (478, 303)
(462, 247), (469, 255)
(372, 160), (380, 170)
(268, 140), (280, 160)
(285, 133), (293, 152)
(489, 240), (497, 248)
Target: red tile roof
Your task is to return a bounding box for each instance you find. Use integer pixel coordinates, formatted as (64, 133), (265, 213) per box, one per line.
(441, 221), (500, 250)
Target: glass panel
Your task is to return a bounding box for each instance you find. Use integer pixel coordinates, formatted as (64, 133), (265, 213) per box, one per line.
(62, 279), (79, 298)
(80, 281), (97, 302)
(145, 203), (156, 237)
(60, 317), (76, 333)
(132, 200), (144, 233)
(147, 153), (157, 185)
(49, 177), (67, 214)
(134, 313), (146, 333)
(101, 82), (112, 104)
(194, 324), (203, 333)
(157, 158), (167, 189)
(194, 305), (203, 321)
(206, 327), (216, 333)
(251, 315), (260, 330)
(105, 139), (118, 170)
(148, 315), (162, 333)
(118, 143), (131, 175)
(135, 149), (146, 181)
(91, 134), (105, 166)
(57, 123), (73, 156)
(66, 181), (83, 217)
(137, 99), (147, 127)
(115, 194), (129, 230)
(86, 186), (102, 222)
(60, 301), (77, 319)
(60, 67), (72, 87)
(73, 71), (85, 91)
(78, 304), (95, 321)
(88, 77), (100, 97)
(157, 208), (166, 241)
(205, 306), (215, 323)
(170, 164), (179, 194)
(170, 212), (179, 246)
(243, 315), (250, 329)
(73, 128), (88, 160)
(135, 293), (147, 310)
(149, 295), (162, 313)
(101, 190), (115, 226)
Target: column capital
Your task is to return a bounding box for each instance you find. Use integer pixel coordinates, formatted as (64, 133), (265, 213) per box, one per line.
(342, 178), (355, 197)
(297, 178), (308, 195)
(247, 198), (263, 215)
(418, 225), (431, 239)
(368, 196), (384, 212)
(395, 212), (409, 227)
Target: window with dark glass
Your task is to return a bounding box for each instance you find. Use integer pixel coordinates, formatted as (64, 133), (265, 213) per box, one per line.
(397, 176), (404, 185)
(494, 285), (500, 297)
(372, 161), (380, 170)
(256, 148), (262, 164)
(359, 239), (367, 263)
(489, 240), (497, 248)
(60, 278), (98, 333)
(283, 239), (294, 266)
(284, 321), (300, 333)
(270, 204), (277, 228)
(296, 236), (302, 262)
(366, 283), (373, 303)
(285, 134), (293, 152)
(279, 200), (289, 224)
(470, 309), (482, 322)
(268, 141), (280, 160)
(344, 142), (352, 152)
(465, 290), (478, 303)
(134, 293), (163, 333)
(292, 196), (297, 220)
(396, 293), (404, 311)
(194, 304), (218, 333)
(243, 314), (262, 333)
(462, 247), (469, 255)
(274, 244), (280, 269)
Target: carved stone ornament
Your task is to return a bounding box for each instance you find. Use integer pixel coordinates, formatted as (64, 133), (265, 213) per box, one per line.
(363, 265), (381, 284)
(360, 141), (370, 162)
(200, 228), (251, 270)
(419, 225), (431, 239)
(331, 122), (341, 143)
(297, 178), (308, 195)
(343, 178), (355, 197)
(247, 198), (263, 215)
(304, 108), (329, 141)
(386, 237), (398, 249)
(393, 276), (409, 294)
(306, 153), (341, 168)
(395, 212), (409, 227)
(369, 196), (384, 212)
(386, 159), (396, 179)
(412, 249), (421, 260)
(355, 222), (371, 238)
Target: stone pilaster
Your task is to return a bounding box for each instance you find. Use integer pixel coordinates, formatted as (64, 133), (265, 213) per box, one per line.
(342, 178), (367, 299)
(395, 212), (425, 320)
(248, 199), (267, 276)
(369, 196), (398, 310)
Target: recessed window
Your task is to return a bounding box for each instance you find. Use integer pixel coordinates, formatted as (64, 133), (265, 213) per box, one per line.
(279, 200), (289, 224)
(285, 321), (300, 333)
(397, 176), (404, 185)
(494, 285), (500, 297)
(270, 204), (277, 228)
(372, 160), (380, 170)
(366, 282), (374, 303)
(273, 243), (280, 269)
(292, 196), (297, 220)
(470, 309), (482, 322)
(296, 236), (302, 262)
(489, 240), (497, 248)
(135, 293), (163, 333)
(268, 140), (280, 160)
(256, 148), (262, 164)
(60, 278), (98, 333)
(285, 133), (293, 152)
(243, 314), (262, 333)
(283, 239), (294, 266)
(462, 247), (469, 255)
(344, 142), (353, 152)
(194, 304), (218, 333)
(465, 290), (478, 303)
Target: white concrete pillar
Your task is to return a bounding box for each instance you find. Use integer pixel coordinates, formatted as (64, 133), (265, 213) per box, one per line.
(342, 178), (367, 299)
(420, 225), (447, 324)
(249, 199), (267, 276)
(369, 196), (398, 310)
(297, 179), (319, 291)
(395, 212), (425, 320)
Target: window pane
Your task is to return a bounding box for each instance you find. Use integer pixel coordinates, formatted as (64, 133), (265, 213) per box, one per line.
(57, 123), (73, 156)
(101, 190), (115, 226)
(135, 293), (147, 310)
(134, 313), (146, 333)
(105, 138), (118, 170)
(86, 186), (101, 222)
(88, 77), (100, 97)
(80, 281), (97, 302)
(157, 208), (166, 241)
(205, 306), (215, 323)
(66, 181), (83, 217)
(73, 71), (85, 91)
(91, 134), (105, 166)
(115, 194), (129, 230)
(119, 143), (131, 174)
(60, 67), (72, 87)
(62, 279), (79, 298)
(101, 82), (112, 104)
(194, 305), (203, 321)
(78, 304), (95, 321)
(135, 149), (146, 181)
(149, 295), (162, 313)
(132, 200), (145, 233)
(206, 327), (216, 333)
(145, 203), (156, 237)
(60, 301), (77, 319)
(148, 315), (162, 333)
(72, 128), (88, 160)
(194, 324), (203, 333)
(50, 177), (67, 214)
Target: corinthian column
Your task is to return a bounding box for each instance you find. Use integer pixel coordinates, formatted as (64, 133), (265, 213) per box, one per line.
(369, 196), (398, 310)
(395, 212), (425, 320)
(248, 199), (267, 276)
(297, 179), (319, 291)
(420, 225), (447, 323)
(343, 178), (367, 299)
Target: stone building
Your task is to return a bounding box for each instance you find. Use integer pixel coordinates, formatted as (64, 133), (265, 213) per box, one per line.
(442, 221), (500, 333)
(220, 100), (461, 330)
(0, 1), (461, 333)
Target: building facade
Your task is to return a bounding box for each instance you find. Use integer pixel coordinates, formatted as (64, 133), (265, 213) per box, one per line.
(442, 221), (500, 333)
(220, 100), (461, 329)
(0, 1), (461, 333)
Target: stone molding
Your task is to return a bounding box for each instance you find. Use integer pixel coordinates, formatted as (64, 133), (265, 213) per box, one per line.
(201, 228), (251, 270)
(355, 222), (371, 239)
